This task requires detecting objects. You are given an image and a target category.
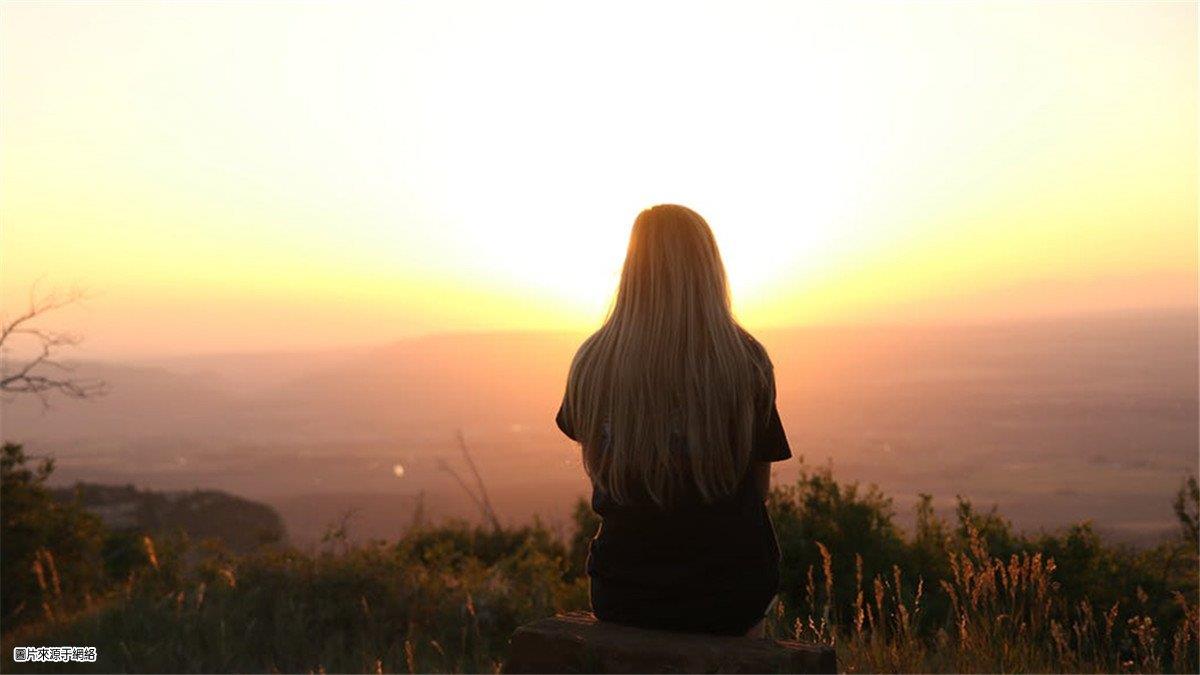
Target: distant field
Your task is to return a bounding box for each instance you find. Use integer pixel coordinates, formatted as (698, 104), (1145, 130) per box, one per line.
(3, 309), (1195, 546)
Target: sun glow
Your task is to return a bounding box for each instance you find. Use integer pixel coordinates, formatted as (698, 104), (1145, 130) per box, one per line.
(1, 1), (1194, 357)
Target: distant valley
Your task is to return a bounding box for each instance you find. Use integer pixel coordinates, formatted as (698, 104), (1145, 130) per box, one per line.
(3, 308), (1196, 547)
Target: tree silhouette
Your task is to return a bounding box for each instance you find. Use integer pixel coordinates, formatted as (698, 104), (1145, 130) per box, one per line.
(0, 280), (107, 408)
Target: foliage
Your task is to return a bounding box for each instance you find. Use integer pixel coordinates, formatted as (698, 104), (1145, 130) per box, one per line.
(769, 462), (911, 628)
(567, 498), (600, 578)
(1175, 475), (1199, 546)
(398, 519), (568, 573)
(2, 444), (1197, 673)
(768, 461), (1200, 673)
(1, 443), (106, 628)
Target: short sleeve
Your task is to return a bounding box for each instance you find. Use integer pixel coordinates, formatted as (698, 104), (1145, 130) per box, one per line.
(555, 396), (578, 441)
(753, 398), (792, 463)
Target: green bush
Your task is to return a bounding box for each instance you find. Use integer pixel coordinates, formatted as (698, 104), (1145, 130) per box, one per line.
(1, 443), (106, 628)
(768, 461), (1200, 674)
(2, 444), (1197, 673)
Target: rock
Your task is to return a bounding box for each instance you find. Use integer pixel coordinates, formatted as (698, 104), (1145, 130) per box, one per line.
(503, 612), (837, 674)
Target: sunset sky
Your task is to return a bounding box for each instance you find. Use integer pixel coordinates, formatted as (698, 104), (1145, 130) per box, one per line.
(2, 1), (1195, 358)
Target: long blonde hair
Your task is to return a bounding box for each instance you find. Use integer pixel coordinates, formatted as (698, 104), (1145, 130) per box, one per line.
(564, 204), (773, 506)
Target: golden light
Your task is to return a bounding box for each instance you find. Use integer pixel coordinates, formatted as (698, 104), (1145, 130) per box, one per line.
(1, 1), (1193, 356)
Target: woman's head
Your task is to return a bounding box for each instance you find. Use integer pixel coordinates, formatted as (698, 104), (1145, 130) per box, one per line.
(565, 204), (773, 506)
(611, 204), (732, 331)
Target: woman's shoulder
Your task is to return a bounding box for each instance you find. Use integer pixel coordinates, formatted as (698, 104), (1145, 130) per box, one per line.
(736, 326), (774, 371)
(735, 327), (776, 411)
(571, 329), (606, 360)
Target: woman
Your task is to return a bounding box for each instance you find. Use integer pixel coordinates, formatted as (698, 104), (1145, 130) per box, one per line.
(555, 204), (791, 637)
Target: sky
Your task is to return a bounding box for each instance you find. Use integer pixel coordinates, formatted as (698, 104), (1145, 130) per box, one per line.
(1, 1), (1196, 358)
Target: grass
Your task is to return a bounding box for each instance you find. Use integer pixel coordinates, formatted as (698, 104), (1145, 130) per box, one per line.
(774, 528), (1200, 673)
(5, 531), (588, 673)
(3, 449), (1197, 673)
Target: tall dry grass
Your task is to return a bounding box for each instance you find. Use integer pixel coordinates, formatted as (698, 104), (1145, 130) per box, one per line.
(772, 525), (1200, 673)
(5, 439), (1197, 674)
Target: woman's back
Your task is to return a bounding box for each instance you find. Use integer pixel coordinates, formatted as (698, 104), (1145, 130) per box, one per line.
(556, 386), (790, 635)
(555, 204), (792, 636)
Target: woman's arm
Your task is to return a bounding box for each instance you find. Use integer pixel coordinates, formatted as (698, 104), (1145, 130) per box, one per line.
(555, 398), (577, 441)
(752, 460), (771, 503)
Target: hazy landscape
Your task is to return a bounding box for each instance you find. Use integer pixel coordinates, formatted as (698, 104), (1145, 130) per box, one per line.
(4, 308), (1195, 547)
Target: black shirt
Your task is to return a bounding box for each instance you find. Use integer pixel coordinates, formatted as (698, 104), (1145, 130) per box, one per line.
(555, 393), (792, 635)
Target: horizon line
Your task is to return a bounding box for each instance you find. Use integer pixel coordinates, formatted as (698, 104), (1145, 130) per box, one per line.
(69, 303), (1200, 364)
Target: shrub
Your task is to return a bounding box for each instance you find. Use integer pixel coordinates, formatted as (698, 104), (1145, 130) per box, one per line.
(1, 443), (106, 629)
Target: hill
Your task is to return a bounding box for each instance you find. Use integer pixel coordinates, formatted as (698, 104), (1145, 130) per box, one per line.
(49, 483), (286, 553)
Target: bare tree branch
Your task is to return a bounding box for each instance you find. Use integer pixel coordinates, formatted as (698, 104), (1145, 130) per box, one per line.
(457, 429), (501, 530)
(437, 431), (502, 531)
(0, 282), (107, 409)
(438, 458), (491, 519)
